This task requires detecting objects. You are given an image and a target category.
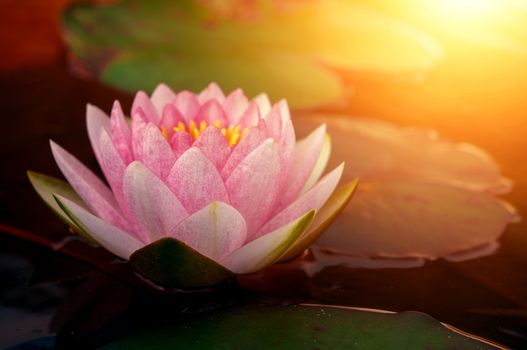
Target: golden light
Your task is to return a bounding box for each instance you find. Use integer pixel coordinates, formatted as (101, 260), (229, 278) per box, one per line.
(413, 0), (514, 30)
(435, 0), (499, 20)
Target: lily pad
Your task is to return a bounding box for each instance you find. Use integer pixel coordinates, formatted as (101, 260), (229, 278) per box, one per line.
(62, 0), (442, 108)
(129, 237), (233, 289)
(316, 180), (516, 260)
(293, 114), (518, 263)
(101, 304), (501, 349)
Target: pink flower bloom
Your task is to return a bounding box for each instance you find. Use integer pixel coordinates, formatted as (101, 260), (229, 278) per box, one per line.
(29, 83), (356, 285)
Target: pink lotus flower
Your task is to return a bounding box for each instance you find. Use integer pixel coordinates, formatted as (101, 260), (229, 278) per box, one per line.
(29, 83), (356, 288)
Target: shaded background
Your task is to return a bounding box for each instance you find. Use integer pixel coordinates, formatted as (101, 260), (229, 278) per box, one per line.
(1, 0), (526, 348)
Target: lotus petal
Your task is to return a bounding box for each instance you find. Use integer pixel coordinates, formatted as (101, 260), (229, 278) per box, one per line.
(55, 195), (142, 259)
(279, 179), (358, 262)
(259, 163), (344, 238)
(110, 100), (133, 164)
(50, 140), (130, 231)
(194, 99), (228, 126)
(221, 125), (266, 179)
(198, 82), (226, 104)
(193, 126), (231, 170)
(223, 210), (315, 274)
(132, 120), (175, 180)
(278, 124), (326, 208)
(173, 90), (200, 122)
(301, 134), (331, 193)
(132, 90), (159, 124)
(86, 103), (110, 165)
(151, 83), (176, 115)
(166, 148), (229, 213)
(169, 202), (247, 261)
(98, 130), (127, 215)
(123, 161), (188, 243)
(238, 101), (260, 129)
(225, 139), (282, 237)
(159, 104), (186, 139)
(263, 105), (282, 141)
(223, 88), (249, 125)
(169, 131), (193, 158)
(254, 93), (271, 117)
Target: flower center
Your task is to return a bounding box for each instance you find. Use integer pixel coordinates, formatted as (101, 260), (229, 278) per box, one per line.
(162, 121), (248, 146)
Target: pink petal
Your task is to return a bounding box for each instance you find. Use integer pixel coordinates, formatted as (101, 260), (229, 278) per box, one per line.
(50, 141), (130, 231)
(257, 163), (344, 239)
(223, 210), (315, 274)
(221, 124), (266, 180)
(132, 120), (176, 180)
(55, 195), (143, 259)
(263, 105), (282, 141)
(225, 139), (282, 238)
(194, 99), (228, 126)
(169, 201), (247, 261)
(99, 130), (126, 206)
(150, 83), (176, 115)
(132, 106), (149, 123)
(173, 91), (200, 122)
(123, 161), (188, 243)
(278, 178), (359, 262)
(275, 99), (291, 125)
(193, 126), (231, 170)
(301, 133), (331, 193)
(110, 100), (133, 164)
(169, 131), (194, 158)
(86, 103), (110, 167)
(279, 119), (296, 168)
(223, 88), (249, 125)
(159, 104), (186, 139)
(253, 93), (271, 117)
(278, 124), (326, 209)
(238, 101), (261, 129)
(198, 82), (226, 104)
(132, 91), (159, 124)
(166, 147), (230, 213)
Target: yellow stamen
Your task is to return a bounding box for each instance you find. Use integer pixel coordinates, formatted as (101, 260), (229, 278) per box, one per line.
(161, 127), (169, 140)
(169, 120), (247, 146)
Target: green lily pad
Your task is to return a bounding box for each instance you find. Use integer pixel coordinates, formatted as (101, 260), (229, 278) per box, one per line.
(101, 304), (501, 349)
(62, 0), (442, 108)
(130, 237), (233, 289)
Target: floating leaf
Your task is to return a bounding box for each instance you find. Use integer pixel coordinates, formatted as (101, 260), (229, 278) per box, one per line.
(293, 114), (518, 263)
(62, 0), (442, 108)
(129, 237), (233, 289)
(316, 181), (516, 260)
(101, 304), (501, 349)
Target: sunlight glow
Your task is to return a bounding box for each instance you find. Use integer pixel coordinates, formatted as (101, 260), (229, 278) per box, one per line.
(433, 0), (504, 24)
(437, 0), (499, 19)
